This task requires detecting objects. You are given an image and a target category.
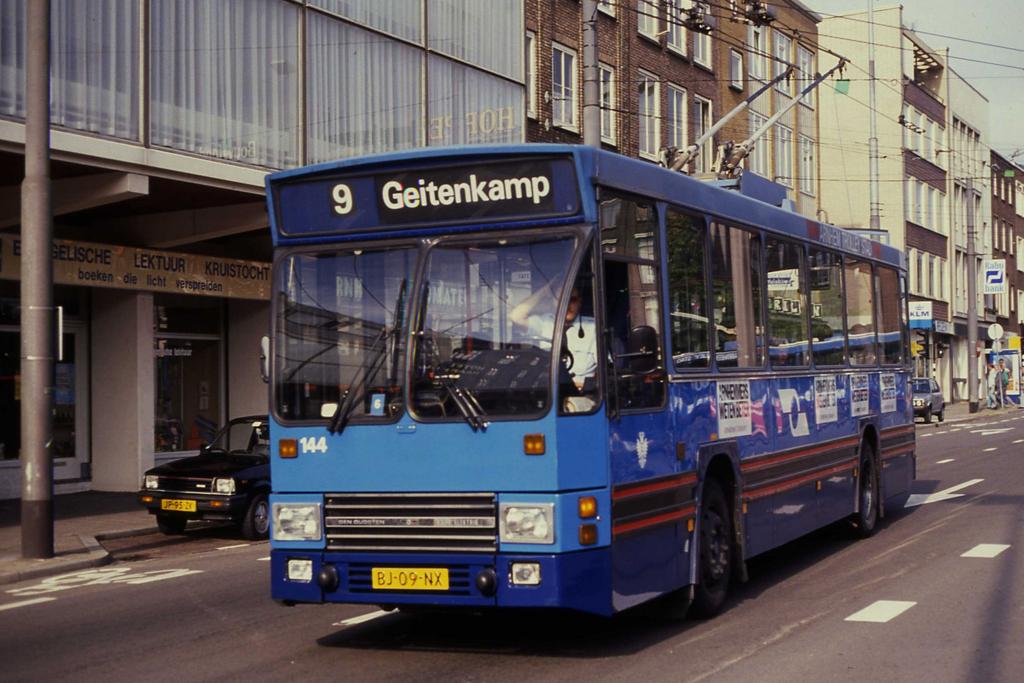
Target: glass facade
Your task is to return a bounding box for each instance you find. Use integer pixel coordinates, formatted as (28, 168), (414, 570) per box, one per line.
(0, 1), (524, 169)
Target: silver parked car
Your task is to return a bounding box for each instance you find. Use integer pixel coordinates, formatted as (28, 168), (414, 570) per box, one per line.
(912, 378), (945, 423)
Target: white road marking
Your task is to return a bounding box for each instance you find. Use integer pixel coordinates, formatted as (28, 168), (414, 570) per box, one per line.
(984, 447), (997, 452)
(0, 597), (56, 611)
(935, 458), (954, 464)
(333, 610), (389, 627)
(962, 544), (1010, 558)
(905, 479), (985, 508)
(845, 600), (916, 623)
(216, 543), (250, 551)
(258, 556), (271, 561)
(1014, 439), (1024, 444)
(971, 428), (1013, 436)
(919, 433), (933, 438)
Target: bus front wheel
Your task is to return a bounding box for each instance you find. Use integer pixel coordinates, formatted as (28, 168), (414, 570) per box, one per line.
(691, 478), (732, 619)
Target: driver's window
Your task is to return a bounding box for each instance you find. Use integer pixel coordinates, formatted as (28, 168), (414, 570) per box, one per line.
(559, 255), (600, 415)
(599, 192), (666, 412)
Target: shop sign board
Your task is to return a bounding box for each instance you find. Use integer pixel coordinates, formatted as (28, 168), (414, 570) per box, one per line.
(983, 259), (1006, 294)
(0, 236), (271, 300)
(909, 301), (932, 329)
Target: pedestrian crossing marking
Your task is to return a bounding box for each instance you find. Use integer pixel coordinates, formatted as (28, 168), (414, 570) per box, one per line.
(845, 600), (916, 623)
(961, 544), (1010, 558)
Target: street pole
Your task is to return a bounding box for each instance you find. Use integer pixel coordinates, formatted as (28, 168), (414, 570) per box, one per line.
(581, 0), (600, 148)
(867, 0), (881, 232)
(21, 0), (54, 559)
(967, 176), (979, 413)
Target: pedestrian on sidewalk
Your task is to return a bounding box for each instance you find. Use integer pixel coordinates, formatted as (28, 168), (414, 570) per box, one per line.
(986, 362), (999, 409)
(998, 358), (1009, 408)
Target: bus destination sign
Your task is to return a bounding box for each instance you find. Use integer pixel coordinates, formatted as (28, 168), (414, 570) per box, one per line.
(273, 157), (580, 236)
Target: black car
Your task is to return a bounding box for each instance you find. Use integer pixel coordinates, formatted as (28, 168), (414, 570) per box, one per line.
(139, 415), (271, 539)
(912, 378), (945, 423)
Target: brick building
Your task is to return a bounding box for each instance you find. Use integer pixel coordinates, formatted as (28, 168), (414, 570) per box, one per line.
(990, 151), (1019, 334)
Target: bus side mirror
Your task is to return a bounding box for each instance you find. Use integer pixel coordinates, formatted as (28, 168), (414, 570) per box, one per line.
(259, 335), (270, 384)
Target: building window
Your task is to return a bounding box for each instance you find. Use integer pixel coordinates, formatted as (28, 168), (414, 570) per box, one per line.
(799, 134), (815, 196)
(552, 43), (577, 131)
(667, 84), (687, 151)
(667, 0), (686, 54)
(773, 31), (792, 94)
(749, 24), (768, 81)
(598, 0), (615, 16)
(774, 124), (793, 187)
(600, 63), (616, 144)
(638, 70), (660, 160)
(638, 0), (659, 41)
(526, 31), (536, 119)
(151, 0), (300, 168)
(748, 111), (769, 176)
(693, 23), (711, 68)
(694, 95), (712, 173)
(797, 45), (815, 107)
(729, 49), (744, 89)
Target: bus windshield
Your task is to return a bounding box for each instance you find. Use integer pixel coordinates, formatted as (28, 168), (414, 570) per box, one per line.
(411, 234), (577, 420)
(275, 247), (415, 422)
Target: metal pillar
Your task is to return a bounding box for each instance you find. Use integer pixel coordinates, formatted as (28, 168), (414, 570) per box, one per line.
(21, 0), (54, 559)
(967, 177), (979, 413)
(581, 0), (600, 148)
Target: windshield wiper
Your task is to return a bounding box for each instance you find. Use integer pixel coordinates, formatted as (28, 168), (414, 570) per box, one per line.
(436, 372), (489, 431)
(328, 279), (407, 435)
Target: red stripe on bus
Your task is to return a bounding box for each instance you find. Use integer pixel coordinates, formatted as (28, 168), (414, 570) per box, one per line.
(612, 506), (696, 536)
(613, 474), (697, 500)
(745, 461), (856, 500)
(742, 437), (859, 472)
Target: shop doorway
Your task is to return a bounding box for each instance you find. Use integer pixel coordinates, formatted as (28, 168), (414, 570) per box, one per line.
(0, 326), (90, 483)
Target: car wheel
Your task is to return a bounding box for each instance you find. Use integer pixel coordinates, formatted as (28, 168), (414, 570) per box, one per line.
(849, 442), (880, 539)
(938, 405), (945, 422)
(156, 514), (188, 535)
(242, 493), (270, 540)
(690, 478), (732, 619)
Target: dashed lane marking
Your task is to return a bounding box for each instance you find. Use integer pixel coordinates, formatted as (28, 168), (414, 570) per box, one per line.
(962, 544), (1010, 558)
(333, 610), (389, 627)
(919, 433), (933, 438)
(0, 597), (56, 611)
(216, 543), (250, 551)
(984, 447), (997, 452)
(1014, 439), (1024, 444)
(845, 600), (916, 623)
(936, 458), (954, 464)
(258, 557), (271, 561)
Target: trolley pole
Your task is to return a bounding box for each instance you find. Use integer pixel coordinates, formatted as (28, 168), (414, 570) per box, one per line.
(21, 0), (54, 559)
(966, 176), (979, 413)
(581, 0), (600, 148)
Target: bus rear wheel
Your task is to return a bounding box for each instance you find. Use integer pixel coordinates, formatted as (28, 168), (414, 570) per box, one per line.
(849, 443), (880, 538)
(691, 478), (732, 619)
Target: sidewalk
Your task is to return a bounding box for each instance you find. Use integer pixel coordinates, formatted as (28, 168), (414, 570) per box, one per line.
(0, 491), (155, 586)
(0, 401), (1017, 588)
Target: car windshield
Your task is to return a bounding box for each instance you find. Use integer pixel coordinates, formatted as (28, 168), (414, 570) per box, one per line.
(209, 419), (269, 454)
(912, 379), (930, 393)
(411, 234), (577, 420)
(275, 248), (415, 422)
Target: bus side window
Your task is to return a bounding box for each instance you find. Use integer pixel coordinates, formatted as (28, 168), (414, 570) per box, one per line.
(765, 237), (809, 367)
(808, 248), (847, 366)
(845, 258), (878, 366)
(876, 266), (903, 364)
(666, 208), (710, 369)
(710, 222), (764, 368)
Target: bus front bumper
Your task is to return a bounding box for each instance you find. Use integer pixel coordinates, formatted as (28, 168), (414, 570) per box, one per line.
(270, 548), (613, 616)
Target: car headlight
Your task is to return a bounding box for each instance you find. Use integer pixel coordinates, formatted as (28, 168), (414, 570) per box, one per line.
(499, 503), (555, 544)
(213, 477), (236, 494)
(273, 503), (322, 541)
(144, 475), (159, 490)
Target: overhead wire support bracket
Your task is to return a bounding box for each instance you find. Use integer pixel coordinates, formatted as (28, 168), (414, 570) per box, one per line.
(715, 56), (850, 180)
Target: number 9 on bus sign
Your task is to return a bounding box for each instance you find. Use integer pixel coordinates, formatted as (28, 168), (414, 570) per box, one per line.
(332, 183), (354, 215)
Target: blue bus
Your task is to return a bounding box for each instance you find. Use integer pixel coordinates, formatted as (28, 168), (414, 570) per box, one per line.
(264, 144), (914, 618)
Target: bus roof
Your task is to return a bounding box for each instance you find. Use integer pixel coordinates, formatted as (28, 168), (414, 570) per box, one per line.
(266, 144), (905, 269)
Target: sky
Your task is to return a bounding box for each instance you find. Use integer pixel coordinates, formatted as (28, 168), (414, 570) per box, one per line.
(803, 0), (1024, 160)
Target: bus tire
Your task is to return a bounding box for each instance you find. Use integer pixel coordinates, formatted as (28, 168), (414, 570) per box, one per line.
(849, 443), (880, 538)
(691, 478), (732, 619)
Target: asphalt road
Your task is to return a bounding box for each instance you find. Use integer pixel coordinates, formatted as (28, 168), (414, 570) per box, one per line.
(2, 414), (1023, 682)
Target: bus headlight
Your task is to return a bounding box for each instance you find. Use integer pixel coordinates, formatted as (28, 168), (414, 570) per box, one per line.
(499, 503), (555, 544)
(273, 503), (322, 541)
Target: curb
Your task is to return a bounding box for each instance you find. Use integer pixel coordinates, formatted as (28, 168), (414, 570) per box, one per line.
(0, 525), (155, 588)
